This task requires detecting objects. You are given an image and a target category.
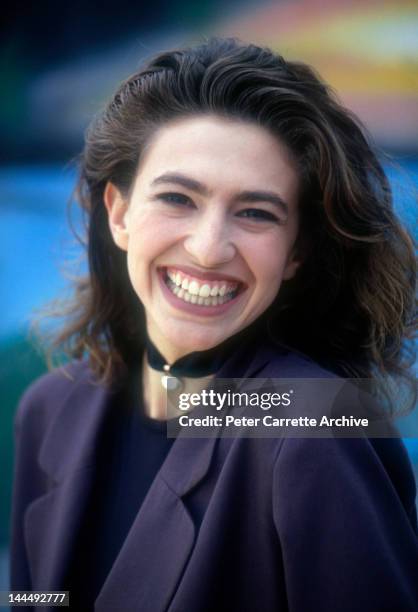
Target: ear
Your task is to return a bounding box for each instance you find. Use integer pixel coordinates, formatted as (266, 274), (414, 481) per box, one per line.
(282, 251), (302, 281)
(103, 182), (130, 251)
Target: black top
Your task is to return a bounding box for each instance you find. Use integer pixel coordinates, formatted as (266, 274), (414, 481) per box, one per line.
(64, 378), (174, 610)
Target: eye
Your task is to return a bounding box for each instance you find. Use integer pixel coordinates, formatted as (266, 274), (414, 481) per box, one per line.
(237, 208), (283, 224)
(157, 192), (194, 207)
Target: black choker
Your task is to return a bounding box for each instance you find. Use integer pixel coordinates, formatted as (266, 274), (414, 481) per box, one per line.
(146, 336), (234, 384)
(146, 339), (230, 391)
(145, 316), (269, 384)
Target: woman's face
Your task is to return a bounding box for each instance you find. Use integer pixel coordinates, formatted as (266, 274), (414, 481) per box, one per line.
(105, 115), (301, 362)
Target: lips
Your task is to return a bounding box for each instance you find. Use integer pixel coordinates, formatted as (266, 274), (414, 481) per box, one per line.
(160, 266), (246, 308)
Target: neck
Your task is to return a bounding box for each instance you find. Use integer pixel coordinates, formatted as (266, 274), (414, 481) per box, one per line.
(146, 326), (190, 365)
(141, 316), (269, 419)
(141, 357), (168, 420)
(141, 356), (213, 421)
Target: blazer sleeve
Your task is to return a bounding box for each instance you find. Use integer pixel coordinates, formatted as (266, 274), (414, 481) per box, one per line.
(272, 436), (418, 611)
(10, 379), (53, 590)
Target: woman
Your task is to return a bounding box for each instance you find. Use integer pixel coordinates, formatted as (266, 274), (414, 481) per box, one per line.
(11, 38), (418, 611)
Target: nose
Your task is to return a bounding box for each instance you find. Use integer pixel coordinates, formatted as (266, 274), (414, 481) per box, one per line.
(183, 209), (236, 268)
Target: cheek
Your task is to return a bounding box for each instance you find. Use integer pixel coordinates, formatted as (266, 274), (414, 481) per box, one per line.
(128, 209), (186, 252)
(125, 213), (183, 294)
(247, 238), (291, 294)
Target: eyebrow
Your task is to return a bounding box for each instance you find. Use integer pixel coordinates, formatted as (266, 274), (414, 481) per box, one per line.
(151, 172), (289, 215)
(151, 172), (210, 196)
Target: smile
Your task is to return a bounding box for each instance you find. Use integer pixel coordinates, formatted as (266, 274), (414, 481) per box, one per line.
(162, 267), (243, 307)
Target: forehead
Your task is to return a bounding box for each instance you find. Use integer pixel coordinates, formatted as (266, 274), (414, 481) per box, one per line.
(136, 115), (300, 199)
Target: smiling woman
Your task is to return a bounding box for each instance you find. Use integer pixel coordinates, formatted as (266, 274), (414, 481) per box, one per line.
(104, 116), (300, 362)
(10, 38), (418, 611)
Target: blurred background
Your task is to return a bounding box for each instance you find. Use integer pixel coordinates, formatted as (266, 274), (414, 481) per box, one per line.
(1, 0), (417, 593)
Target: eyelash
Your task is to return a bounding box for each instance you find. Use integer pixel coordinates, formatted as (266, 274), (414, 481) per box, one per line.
(238, 209), (279, 223)
(158, 192), (192, 206)
(157, 192), (281, 224)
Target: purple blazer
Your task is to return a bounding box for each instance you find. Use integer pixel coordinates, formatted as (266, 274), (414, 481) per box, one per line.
(10, 341), (418, 611)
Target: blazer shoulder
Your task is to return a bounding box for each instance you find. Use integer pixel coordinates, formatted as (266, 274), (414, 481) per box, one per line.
(257, 339), (339, 379)
(272, 434), (418, 609)
(273, 435), (418, 531)
(14, 361), (116, 482)
(15, 360), (102, 431)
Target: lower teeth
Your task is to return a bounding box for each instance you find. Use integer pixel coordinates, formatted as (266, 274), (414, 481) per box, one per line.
(165, 277), (236, 306)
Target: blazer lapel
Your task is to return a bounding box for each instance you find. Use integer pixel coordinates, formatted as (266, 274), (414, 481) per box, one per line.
(95, 469), (195, 612)
(95, 418), (220, 612)
(24, 372), (114, 594)
(24, 462), (97, 591)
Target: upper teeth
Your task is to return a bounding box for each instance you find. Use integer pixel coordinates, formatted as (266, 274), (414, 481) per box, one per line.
(166, 269), (238, 298)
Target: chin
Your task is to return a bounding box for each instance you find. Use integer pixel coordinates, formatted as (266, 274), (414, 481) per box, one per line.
(168, 326), (231, 355)
(172, 336), (219, 355)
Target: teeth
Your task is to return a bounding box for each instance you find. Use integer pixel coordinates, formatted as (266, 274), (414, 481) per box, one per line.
(188, 280), (200, 295)
(199, 284), (211, 298)
(165, 268), (240, 306)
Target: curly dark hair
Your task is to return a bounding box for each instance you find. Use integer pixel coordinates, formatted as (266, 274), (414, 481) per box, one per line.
(46, 37), (416, 411)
